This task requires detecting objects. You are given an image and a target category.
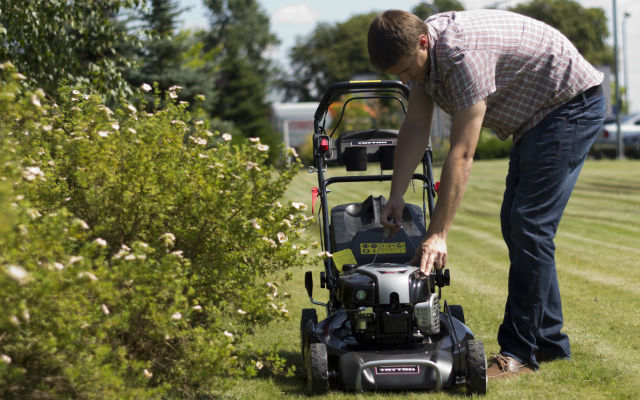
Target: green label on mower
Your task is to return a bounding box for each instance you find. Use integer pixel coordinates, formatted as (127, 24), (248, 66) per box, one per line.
(360, 242), (406, 255)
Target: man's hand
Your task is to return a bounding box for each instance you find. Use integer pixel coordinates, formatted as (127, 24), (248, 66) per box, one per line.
(380, 197), (405, 235)
(409, 234), (448, 275)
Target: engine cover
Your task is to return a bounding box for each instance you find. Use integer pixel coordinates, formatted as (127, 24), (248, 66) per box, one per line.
(336, 263), (436, 345)
(337, 263), (431, 307)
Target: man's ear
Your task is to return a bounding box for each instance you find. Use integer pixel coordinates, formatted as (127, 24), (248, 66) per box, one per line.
(418, 34), (428, 49)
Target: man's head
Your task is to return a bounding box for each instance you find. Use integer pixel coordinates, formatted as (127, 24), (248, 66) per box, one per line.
(368, 10), (428, 72)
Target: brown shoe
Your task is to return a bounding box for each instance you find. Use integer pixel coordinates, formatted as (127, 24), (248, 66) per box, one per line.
(487, 354), (535, 379)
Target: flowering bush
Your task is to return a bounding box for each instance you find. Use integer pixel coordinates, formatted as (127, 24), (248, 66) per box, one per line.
(0, 62), (312, 398)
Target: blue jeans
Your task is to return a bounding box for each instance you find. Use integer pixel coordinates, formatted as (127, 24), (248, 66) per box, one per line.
(497, 87), (606, 369)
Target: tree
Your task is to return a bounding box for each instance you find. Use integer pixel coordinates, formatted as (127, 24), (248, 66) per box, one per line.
(123, 0), (220, 111)
(284, 12), (378, 102)
(0, 0), (144, 101)
(203, 0), (279, 144)
(412, 0), (465, 20)
(509, 0), (612, 66)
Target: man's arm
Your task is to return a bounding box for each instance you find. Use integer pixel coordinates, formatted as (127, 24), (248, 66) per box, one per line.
(380, 85), (434, 232)
(416, 99), (486, 275)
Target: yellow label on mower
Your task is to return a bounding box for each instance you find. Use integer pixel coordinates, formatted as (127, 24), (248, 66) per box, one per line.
(360, 242), (406, 255)
(332, 249), (358, 270)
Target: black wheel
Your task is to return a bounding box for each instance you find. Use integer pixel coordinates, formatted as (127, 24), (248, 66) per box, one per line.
(306, 342), (329, 394)
(466, 340), (487, 396)
(300, 309), (317, 360)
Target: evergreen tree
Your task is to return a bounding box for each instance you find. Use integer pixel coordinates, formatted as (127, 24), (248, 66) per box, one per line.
(124, 0), (219, 111)
(203, 0), (280, 144)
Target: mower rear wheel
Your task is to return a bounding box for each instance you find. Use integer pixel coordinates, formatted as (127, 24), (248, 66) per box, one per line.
(466, 340), (487, 396)
(306, 342), (329, 394)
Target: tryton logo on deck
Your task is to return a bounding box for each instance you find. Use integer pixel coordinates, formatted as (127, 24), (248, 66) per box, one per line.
(375, 365), (420, 375)
(360, 242), (405, 255)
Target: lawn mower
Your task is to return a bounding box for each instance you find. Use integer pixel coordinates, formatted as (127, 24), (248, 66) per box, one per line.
(300, 80), (487, 395)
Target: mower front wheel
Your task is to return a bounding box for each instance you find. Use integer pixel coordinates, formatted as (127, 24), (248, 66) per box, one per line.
(305, 342), (329, 394)
(300, 309), (317, 361)
(466, 339), (487, 396)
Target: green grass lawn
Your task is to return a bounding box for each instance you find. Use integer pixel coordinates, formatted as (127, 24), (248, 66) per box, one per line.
(225, 158), (640, 400)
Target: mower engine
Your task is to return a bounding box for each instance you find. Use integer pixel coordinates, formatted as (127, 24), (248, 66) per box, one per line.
(337, 264), (441, 345)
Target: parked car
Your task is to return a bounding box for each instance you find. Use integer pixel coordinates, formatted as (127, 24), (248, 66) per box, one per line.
(592, 112), (640, 157)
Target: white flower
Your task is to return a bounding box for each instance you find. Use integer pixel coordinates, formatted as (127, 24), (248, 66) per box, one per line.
(256, 144), (269, 152)
(128, 128), (137, 134)
(72, 89), (81, 96)
(198, 153), (209, 159)
(22, 166), (44, 181)
(286, 147), (299, 158)
(249, 137), (260, 143)
(192, 305), (202, 311)
(31, 94), (41, 107)
(273, 201), (282, 208)
(191, 136), (207, 146)
(1, 354), (11, 364)
(74, 218), (89, 230)
(124, 254), (136, 261)
(169, 91), (178, 99)
(159, 232), (176, 247)
(141, 83), (152, 92)
(168, 85), (183, 91)
(53, 262), (65, 271)
(245, 161), (261, 171)
(101, 304), (110, 315)
(222, 133), (232, 142)
(126, 104), (137, 113)
(5, 265), (30, 285)
(281, 219), (292, 228)
(237, 309), (247, 315)
(300, 249), (309, 256)
(69, 255), (83, 264)
(143, 369), (153, 378)
(223, 330), (234, 339)
(78, 271), (98, 281)
(27, 208), (41, 219)
(171, 312), (182, 321)
(171, 250), (184, 258)
(255, 361), (263, 370)
(292, 202), (308, 211)
(277, 232), (287, 244)
(21, 308), (30, 322)
(111, 122), (120, 131)
(317, 251), (332, 258)
(93, 238), (107, 247)
(249, 219), (261, 230)
(99, 105), (114, 115)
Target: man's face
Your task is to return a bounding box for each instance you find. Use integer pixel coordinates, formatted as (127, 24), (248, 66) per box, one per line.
(386, 34), (429, 84)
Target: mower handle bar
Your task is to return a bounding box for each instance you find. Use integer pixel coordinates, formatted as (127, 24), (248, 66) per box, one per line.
(313, 80), (410, 123)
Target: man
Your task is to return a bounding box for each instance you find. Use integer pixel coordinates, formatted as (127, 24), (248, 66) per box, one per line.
(368, 9), (605, 378)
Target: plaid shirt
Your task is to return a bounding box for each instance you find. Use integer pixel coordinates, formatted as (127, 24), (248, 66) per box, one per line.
(415, 10), (603, 141)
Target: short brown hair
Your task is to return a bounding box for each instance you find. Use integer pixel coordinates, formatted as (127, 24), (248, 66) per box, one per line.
(367, 10), (428, 71)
